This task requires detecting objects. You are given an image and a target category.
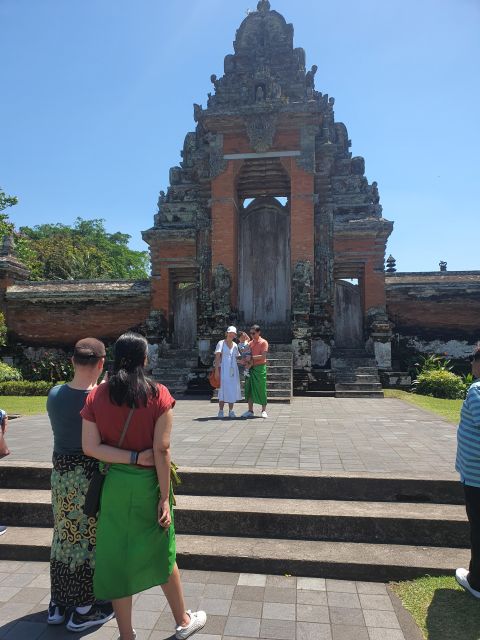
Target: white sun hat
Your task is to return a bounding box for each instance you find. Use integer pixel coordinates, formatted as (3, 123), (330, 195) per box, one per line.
(226, 325), (237, 334)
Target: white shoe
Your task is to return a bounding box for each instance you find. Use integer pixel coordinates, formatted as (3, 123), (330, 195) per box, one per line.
(241, 410), (254, 419)
(261, 411), (268, 419)
(217, 410), (224, 418)
(455, 568), (480, 598)
(228, 410), (236, 418)
(175, 610), (207, 639)
(117, 631), (136, 640)
(47, 601), (66, 625)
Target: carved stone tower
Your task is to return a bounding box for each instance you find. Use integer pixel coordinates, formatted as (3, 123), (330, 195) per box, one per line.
(143, 0), (393, 384)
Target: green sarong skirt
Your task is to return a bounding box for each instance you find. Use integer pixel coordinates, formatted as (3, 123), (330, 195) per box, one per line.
(94, 464), (176, 600)
(244, 363), (267, 406)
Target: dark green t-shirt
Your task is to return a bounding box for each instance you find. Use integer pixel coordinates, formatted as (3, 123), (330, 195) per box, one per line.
(47, 384), (90, 455)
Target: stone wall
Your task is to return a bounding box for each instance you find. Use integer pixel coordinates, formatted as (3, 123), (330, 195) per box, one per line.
(5, 280), (151, 346)
(386, 271), (480, 366)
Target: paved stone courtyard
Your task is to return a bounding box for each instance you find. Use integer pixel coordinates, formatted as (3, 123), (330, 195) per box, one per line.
(0, 561), (412, 640)
(5, 397), (457, 477)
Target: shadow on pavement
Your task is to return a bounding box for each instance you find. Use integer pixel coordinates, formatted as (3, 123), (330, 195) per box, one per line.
(426, 588), (480, 640)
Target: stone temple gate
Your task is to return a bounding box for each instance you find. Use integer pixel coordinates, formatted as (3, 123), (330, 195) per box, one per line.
(142, 0), (394, 396)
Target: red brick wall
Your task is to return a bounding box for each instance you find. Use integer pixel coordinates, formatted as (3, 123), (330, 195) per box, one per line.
(7, 296), (151, 346)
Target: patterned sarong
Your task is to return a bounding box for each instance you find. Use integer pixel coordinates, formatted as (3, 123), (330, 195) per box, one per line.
(244, 363), (267, 406)
(50, 453), (98, 607)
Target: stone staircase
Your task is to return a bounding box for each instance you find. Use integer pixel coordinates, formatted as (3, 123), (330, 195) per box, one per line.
(0, 464), (469, 581)
(150, 349), (197, 396)
(332, 348), (384, 398)
(212, 343), (293, 403)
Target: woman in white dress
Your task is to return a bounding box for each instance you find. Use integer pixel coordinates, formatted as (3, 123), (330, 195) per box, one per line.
(214, 326), (242, 419)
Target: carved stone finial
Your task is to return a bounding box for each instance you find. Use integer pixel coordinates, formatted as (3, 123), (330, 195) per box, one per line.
(385, 255), (397, 273)
(439, 260), (447, 272)
(257, 0), (271, 13)
(1, 235), (15, 257)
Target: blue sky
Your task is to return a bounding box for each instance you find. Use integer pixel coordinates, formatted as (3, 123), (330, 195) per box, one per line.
(1, 0), (479, 272)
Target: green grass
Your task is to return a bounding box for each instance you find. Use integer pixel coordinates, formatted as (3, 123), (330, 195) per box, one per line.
(384, 389), (462, 424)
(0, 395), (47, 416)
(391, 575), (480, 640)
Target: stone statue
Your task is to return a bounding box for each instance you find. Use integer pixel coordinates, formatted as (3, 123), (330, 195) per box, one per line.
(371, 181), (380, 204)
(182, 132), (197, 168)
(1, 235), (15, 257)
(351, 156), (365, 175)
(256, 85), (265, 102)
(257, 0), (271, 13)
(212, 264), (231, 314)
(157, 190), (166, 211)
(169, 166), (182, 185)
(193, 103), (202, 122)
(292, 260), (313, 314)
(210, 74), (219, 90)
(439, 261), (447, 272)
(241, 85), (249, 104)
(305, 64), (317, 97)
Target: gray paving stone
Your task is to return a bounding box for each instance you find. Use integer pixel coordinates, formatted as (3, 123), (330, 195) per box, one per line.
(201, 615), (228, 635)
(238, 574), (267, 587)
(355, 583), (388, 596)
(0, 586), (21, 602)
(296, 604), (330, 623)
(229, 600), (262, 618)
(206, 572), (240, 585)
(263, 587), (296, 604)
(297, 590), (328, 606)
(3, 621), (46, 640)
(261, 602), (296, 621)
(367, 629), (405, 640)
(233, 586), (265, 602)
(132, 608), (161, 629)
(326, 580), (357, 593)
(199, 598), (232, 616)
(296, 621), (332, 640)
(332, 625), (369, 640)
(265, 576), (296, 589)
(297, 577), (326, 591)
(259, 619), (296, 640)
(327, 593), (361, 610)
(7, 398), (459, 475)
(224, 616), (261, 638)
(362, 609), (401, 629)
(203, 584), (235, 599)
(135, 593), (168, 612)
(358, 594), (394, 611)
(329, 607), (365, 626)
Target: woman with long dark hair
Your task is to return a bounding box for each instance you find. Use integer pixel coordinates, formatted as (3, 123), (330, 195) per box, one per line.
(82, 332), (206, 640)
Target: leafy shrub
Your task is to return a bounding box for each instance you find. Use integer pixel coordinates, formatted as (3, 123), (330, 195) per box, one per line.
(412, 370), (466, 399)
(0, 362), (23, 382)
(415, 354), (453, 374)
(0, 380), (53, 396)
(20, 352), (73, 383)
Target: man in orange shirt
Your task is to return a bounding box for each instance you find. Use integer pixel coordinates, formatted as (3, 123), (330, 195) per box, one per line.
(241, 324), (269, 419)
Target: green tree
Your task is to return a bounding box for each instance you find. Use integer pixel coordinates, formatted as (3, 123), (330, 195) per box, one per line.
(0, 187), (18, 239)
(16, 218), (149, 280)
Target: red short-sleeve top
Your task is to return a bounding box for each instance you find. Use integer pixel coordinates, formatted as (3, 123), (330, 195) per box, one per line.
(80, 383), (175, 452)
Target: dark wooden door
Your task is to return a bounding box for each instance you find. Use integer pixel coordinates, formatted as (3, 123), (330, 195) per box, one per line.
(173, 283), (197, 349)
(239, 198), (290, 331)
(334, 280), (363, 348)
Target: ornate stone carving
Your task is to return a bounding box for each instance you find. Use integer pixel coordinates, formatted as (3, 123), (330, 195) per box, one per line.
(257, 0), (271, 12)
(1, 235), (15, 257)
(351, 156), (365, 175)
(212, 264), (231, 315)
(207, 132), (227, 178)
(305, 64), (318, 97)
(292, 260), (313, 314)
(245, 113), (277, 152)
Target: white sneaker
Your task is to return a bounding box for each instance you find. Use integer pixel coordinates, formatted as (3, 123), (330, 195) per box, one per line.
(241, 410), (254, 419)
(229, 410), (236, 418)
(117, 631), (136, 640)
(217, 410), (224, 418)
(261, 411), (268, 419)
(455, 568), (480, 598)
(47, 601), (66, 625)
(175, 610), (207, 639)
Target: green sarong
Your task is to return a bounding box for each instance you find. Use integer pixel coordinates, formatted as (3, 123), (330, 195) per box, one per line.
(94, 464), (176, 600)
(244, 363), (267, 406)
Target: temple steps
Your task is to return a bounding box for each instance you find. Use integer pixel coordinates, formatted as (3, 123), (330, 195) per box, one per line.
(0, 465), (468, 581)
(332, 349), (384, 398)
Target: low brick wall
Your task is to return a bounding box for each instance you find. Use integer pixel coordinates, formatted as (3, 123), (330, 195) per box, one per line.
(5, 280), (151, 346)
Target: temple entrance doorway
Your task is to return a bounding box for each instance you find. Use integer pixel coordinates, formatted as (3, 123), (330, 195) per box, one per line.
(238, 197), (290, 338)
(334, 279), (363, 348)
(173, 282), (197, 349)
